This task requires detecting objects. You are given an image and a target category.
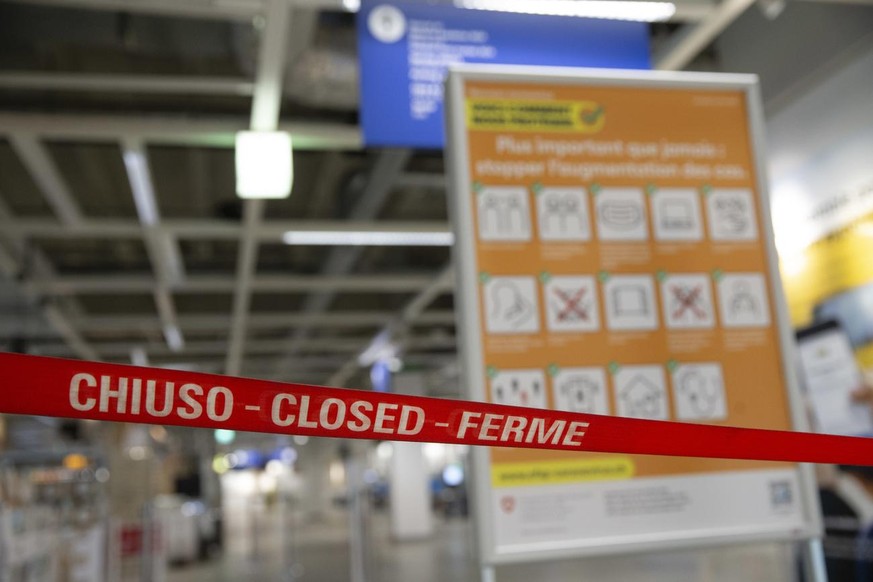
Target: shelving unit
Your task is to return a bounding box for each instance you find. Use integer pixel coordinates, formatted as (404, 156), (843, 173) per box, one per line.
(0, 450), (108, 582)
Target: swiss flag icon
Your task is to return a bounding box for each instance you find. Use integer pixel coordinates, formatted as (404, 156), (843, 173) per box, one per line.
(500, 496), (516, 514)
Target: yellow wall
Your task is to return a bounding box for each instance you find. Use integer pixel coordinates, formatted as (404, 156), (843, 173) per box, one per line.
(781, 214), (873, 365)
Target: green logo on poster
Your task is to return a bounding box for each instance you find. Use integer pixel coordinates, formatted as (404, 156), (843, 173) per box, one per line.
(667, 359), (679, 372)
(473, 181), (484, 193)
(608, 361), (620, 375)
(656, 270), (668, 282)
(646, 183), (658, 196)
(590, 183), (602, 195)
(486, 366), (498, 379)
(598, 270), (610, 282)
(532, 182), (543, 194)
(479, 272), (491, 284)
(547, 364), (560, 377)
(712, 269), (723, 282)
(701, 184), (713, 196)
(539, 271), (551, 284)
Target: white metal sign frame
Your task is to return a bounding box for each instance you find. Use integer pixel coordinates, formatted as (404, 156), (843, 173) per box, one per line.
(444, 64), (823, 567)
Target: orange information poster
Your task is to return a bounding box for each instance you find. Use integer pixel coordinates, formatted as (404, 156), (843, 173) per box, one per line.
(445, 66), (820, 564)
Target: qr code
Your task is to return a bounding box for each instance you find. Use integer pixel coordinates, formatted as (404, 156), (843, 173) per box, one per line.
(770, 480), (793, 510)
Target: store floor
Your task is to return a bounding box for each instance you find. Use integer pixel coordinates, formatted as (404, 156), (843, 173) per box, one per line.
(167, 511), (477, 582)
(167, 509), (800, 582)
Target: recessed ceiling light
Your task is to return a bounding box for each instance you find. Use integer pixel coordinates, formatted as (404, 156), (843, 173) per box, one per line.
(456, 0), (676, 22)
(235, 131), (293, 199)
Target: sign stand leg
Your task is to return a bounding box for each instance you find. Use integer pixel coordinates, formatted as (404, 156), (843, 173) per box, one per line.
(346, 451), (369, 582)
(800, 538), (828, 582)
(481, 565), (496, 582)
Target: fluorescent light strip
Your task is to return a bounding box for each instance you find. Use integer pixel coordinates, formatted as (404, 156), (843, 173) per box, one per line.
(163, 324), (185, 353)
(123, 149), (160, 226)
(457, 0), (676, 22)
(282, 231), (454, 247)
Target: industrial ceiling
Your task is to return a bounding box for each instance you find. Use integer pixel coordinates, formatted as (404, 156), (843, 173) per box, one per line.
(0, 0), (867, 394)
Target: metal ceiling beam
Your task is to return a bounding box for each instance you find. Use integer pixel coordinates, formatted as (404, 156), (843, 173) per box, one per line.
(327, 264), (454, 387)
(400, 264), (454, 324)
(0, 113), (362, 150)
(406, 334), (457, 351)
(3, 218), (451, 240)
(35, 338), (367, 358)
(6, 0), (355, 19)
(0, 72), (255, 96)
(654, 0), (757, 70)
(345, 150), (413, 220)
(5, 0), (266, 20)
(249, 6), (292, 133)
(272, 148), (412, 375)
(226, 199), (264, 374)
(400, 352), (457, 368)
(0, 196), (97, 360)
(122, 137), (187, 352)
(153, 354), (358, 370)
(220, 369), (328, 380)
(129, 363), (330, 381)
(134, 352), (458, 381)
(305, 152), (351, 217)
(795, 0), (873, 4)
(25, 273), (447, 294)
(41, 304), (99, 360)
(226, 0), (292, 376)
(287, 7), (319, 65)
(31, 334), (456, 358)
(395, 172), (447, 190)
(671, 0), (719, 19)
(0, 244), (16, 277)
(69, 310), (456, 333)
(296, 150), (418, 298)
(9, 135), (83, 226)
(121, 145), (186, 284)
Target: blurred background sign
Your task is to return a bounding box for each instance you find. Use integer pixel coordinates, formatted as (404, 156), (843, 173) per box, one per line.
(357, 0), (651, 148)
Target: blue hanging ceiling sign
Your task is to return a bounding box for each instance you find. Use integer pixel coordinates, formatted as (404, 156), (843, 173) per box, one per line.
(357, 0), (651, 149)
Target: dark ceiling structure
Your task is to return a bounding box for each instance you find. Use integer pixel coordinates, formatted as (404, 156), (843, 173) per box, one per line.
(0, 0), (857, 393)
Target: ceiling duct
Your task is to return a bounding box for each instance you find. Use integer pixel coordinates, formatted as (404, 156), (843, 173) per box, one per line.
(232, 12), (359, 111)
(286, 47), (359, 110)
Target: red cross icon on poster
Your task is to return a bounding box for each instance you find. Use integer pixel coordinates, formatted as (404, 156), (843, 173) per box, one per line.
(660, 274), (715, 329)
(544, 275), (600, 333)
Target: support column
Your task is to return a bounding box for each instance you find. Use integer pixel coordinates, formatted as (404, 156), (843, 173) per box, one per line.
(299, 438), (333, 522)
(389, 441), (433, 540)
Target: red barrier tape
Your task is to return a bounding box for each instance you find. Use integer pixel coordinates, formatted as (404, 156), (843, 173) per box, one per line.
(2, 352), (872, 465)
